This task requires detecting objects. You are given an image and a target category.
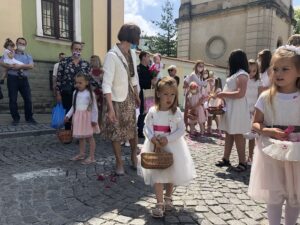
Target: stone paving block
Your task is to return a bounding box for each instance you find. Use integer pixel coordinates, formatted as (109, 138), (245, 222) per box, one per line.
(87, 218), (106, 225)
(195, 205), (209, 213)
(245, 211), (264, 221)
(204, 212), (227, 225)
(114, 215), (132, 224)
(227, 220), (246, 225)
(178, 215), (195, 223)
(209, 206), (225, 214)
(231, 209), (244, 220)
(219, 213), (233, 221)
(165, 215), (180, 223)
(129, 218), (146, 225)
(185, 200), (198, 206)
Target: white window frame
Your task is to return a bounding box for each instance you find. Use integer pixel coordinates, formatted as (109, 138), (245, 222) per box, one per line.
(36, 0), (81, 42)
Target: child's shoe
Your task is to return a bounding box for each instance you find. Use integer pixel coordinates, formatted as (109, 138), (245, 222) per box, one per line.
(152, 203), (165, 218)
(164, 196), (174, 211)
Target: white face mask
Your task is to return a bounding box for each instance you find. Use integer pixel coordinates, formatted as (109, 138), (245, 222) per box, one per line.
(17, 45), (25, 52)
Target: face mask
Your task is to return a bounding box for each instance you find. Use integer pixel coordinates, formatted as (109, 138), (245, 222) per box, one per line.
(190, 89), (197, 94)
(72, 51), (81, 58)
(130, 44), (137, 50)
(17, 45), (25, 52)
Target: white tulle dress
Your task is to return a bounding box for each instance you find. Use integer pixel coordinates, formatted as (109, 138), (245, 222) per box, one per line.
(248, 91), (300, 206)
(137, 107), (196, 186)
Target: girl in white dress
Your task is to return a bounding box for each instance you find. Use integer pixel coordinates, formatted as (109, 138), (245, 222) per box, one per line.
(248, 45), (300, 225)
(137, 77), (196, 218)
(257, 49), (272, 90)
(185, 82), (207, 136)
(244, 59), (262, 164)
(65, 73), (100, 164)
(215, 49), (251, 172)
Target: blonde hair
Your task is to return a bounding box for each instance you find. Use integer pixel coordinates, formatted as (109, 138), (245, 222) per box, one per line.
(268, 47), (300, 105)
(90, 55), (102, 68)
(287, 34), (300, 47)
(155, 77), (178, 114)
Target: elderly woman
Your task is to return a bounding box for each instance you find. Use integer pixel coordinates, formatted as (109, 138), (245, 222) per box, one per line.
(102, 23), (141, 175)
(56, 41), (99, 130)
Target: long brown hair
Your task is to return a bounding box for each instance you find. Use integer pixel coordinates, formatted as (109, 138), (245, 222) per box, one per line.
(154, 77), (178, 114)
(73, 72), (94, 112)
(268, 47), (300, 105)
(258, 49), (272, 74)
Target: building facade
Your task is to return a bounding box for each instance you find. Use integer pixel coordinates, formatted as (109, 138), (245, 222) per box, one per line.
(0, 0), (124, 113)
(176, 0), (293, 67)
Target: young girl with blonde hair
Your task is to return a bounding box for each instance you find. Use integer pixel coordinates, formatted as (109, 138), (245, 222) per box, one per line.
(138, 77), (196, 218)
(248, 45), (300, 225)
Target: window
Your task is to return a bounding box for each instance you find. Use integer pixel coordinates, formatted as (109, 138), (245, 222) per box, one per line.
(41, 0), (73, 40)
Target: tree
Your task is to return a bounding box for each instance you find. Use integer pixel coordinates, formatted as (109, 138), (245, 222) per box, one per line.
(293, 8), (300, 34)
(143, 0), (177, 57)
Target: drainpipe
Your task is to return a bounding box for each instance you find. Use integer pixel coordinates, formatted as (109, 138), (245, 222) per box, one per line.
(107, 0), (112, 51)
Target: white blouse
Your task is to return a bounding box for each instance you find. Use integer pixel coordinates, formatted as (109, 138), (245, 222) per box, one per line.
(66, 90), (98, 122)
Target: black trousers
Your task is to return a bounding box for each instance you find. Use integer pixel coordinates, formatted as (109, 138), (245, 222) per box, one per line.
(61, 90), (73, 130)
(137, 90), (146, 135)
(7, 75), (33, 121)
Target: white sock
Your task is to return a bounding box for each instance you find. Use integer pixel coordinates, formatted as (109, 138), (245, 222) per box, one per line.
(285, 202), (300, 225)
(267, 203), (283, 225)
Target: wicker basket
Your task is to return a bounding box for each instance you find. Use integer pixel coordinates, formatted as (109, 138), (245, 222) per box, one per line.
(141, 151), (173, 169)
(207, 97), (226, 115)
(57, 129), (73, 144)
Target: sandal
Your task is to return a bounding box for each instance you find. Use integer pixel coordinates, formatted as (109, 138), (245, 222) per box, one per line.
(70, 154), (85, 161)
(233, 162), (248, 172)
(215, 158), (231, 167)
(152, 203), (165, 218)
(81, 158), (96, 165)
(164, 196), (173, 211)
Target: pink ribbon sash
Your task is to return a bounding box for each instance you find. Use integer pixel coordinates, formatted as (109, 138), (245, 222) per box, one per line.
(153, 125), (171, 133)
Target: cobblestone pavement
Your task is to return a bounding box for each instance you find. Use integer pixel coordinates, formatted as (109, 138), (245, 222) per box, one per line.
(0, 132), (299, 225)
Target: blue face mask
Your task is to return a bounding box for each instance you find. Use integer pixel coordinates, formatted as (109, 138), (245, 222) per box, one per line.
(130, 44), (137, 50)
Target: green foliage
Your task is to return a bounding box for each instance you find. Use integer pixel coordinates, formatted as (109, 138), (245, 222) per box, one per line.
(294, 8), (300, 34)
(142, 0), (177, 57)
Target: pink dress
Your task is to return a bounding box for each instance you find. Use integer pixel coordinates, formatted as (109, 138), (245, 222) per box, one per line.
(66, 90), (100, 138)
(186, 88), (207, 123)
(248, 91), (300, 206)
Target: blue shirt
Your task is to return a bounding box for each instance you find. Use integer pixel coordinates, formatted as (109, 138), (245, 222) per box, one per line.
(1, 51), (33, 77)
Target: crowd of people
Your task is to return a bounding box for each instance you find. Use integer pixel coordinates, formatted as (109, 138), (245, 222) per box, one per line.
(1, 24), (300, 224)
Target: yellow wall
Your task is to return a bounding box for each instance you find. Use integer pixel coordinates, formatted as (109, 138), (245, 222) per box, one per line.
(0, 0), (23, 48)
(93, 0), (124, 61)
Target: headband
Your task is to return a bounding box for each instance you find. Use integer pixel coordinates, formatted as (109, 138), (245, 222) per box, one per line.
(278, 45), (300, 55)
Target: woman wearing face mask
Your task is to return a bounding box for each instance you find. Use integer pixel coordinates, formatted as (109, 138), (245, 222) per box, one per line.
(101, 23), (141, 175)
(56, 41), (100, 130)
(183, 60), (207, 132)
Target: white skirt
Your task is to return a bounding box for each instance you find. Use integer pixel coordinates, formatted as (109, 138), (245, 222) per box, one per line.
(137, 138), (196, 186)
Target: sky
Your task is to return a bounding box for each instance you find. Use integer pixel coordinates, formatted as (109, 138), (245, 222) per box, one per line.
(125, 0), (300, 36)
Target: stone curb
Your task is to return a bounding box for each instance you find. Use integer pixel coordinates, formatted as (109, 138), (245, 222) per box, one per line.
(0, 128), (56, 139)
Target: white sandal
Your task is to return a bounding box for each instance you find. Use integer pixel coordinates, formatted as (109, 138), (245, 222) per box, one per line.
(164, 196), (173, 211)
(151, 203), (165, 218)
